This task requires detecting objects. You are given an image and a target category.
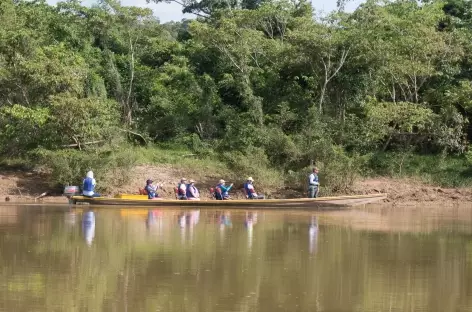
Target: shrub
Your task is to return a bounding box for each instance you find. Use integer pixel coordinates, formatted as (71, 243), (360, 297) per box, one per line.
(221, 146), (284, 197)
(34, 146), (138, 193)
(285, 146), (370, 196)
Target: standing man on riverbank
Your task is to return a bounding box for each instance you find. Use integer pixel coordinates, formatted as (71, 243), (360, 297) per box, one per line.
(308, 167), (320, 198)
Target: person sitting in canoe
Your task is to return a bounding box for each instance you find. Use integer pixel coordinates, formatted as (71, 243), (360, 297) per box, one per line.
(177, 178), (187, 200)
(82, 171), (100, 198)
(307, 167), (320, 198)
(186, 179), (200, 200)
(243, 177), (264, 199)
(215, 179), (233, 200)
(145, 179), (163, 200)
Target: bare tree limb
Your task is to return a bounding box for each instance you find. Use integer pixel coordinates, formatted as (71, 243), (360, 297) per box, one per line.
(120, 129), (148, 145)
(62, 140), (105, 148)
(319, 48), (350, 111)
(72, 136), (81, 150)
(158, 0), (209, 18)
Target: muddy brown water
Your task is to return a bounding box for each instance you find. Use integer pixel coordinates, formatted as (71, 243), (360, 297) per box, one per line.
(0, 204), (472, 312)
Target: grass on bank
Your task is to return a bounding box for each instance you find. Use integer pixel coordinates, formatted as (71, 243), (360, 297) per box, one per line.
(367, 152), (472, 188)
(1, 145), (472, 195)
(131, 144), (285, 195)
(15, 144), (285, 196)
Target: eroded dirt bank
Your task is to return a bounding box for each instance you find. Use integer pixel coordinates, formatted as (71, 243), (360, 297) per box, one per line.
(0, 166), (470, 206)
(352, 178), (472, 206)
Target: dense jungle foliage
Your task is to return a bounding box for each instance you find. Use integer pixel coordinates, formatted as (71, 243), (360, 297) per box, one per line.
(2, 0), (472, 191)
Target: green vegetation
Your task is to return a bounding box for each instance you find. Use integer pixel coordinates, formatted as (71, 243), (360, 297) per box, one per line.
(1, 0), (472, 194)
(368, 152), (472, 188)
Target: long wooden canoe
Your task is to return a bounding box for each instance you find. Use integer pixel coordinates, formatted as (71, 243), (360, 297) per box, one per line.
(69, 193), (387, 209)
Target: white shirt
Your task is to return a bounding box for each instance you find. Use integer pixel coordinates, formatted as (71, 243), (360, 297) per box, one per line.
(308, 173), (319, 186)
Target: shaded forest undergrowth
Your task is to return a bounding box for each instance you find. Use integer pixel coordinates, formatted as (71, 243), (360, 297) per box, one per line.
(1, 146), (472, 205)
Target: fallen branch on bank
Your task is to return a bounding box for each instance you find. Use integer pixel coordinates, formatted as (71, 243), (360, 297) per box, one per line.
(121, 129), (148, 145)
(35, 192), (48, 200)
(62, 140), (105, 148)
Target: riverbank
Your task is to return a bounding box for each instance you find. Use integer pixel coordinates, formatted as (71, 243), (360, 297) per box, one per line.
(0, 165), (471, 206)
(352, 177), (472, 206)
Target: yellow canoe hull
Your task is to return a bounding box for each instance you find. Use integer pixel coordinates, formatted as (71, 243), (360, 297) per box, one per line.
(70, 193), (387, 209)
(115, 194), (149, 200)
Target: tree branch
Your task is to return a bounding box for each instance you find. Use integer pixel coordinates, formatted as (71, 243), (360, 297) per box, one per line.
(165, 0), (209, 18)
(120, 129), (148, 145)
(62, 140), (105, 148)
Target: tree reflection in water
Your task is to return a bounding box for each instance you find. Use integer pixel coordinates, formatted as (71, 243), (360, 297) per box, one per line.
(0, 205), (471, 311)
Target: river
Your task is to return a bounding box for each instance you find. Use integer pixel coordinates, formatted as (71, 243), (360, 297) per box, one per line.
(0, 204), (471, 311)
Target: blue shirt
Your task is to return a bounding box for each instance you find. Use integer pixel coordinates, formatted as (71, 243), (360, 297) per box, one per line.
(145, 184), (158, 199)
(217, 183), (232, 196)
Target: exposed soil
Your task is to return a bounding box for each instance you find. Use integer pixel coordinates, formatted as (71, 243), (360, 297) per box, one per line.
(0, 170), (64, 203)
(352, 177), (472, 206)
(0, 165), (251, 203)
(108, 164), (251, 200)
(0, 166), (471, 206)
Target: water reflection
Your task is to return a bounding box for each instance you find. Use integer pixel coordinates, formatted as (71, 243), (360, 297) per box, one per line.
(146, 209), (157, 228)
(1, 205), (472, 311)
(177, 210), (200, 245)
(64, 209), (77, 227)
(0, 206), (18, 225)
(309, 216), (318, 255)
(219, 211), (232, 229)
(244, 212), (258, 251)
(177, 210), (200, 228)
(218, 211), (232, 244)
(82, 210), (95, 246)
